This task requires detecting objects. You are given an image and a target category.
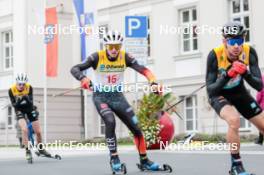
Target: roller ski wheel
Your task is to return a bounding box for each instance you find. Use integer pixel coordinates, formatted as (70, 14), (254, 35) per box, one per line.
(54, 154), (62, 160)
(229, 171), (255, 175)
(136, 163), (172, 173)
(35, 151), (62, 160)
(26, 150), (33, 164)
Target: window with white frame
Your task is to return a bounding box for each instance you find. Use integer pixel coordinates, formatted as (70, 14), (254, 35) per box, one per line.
(229, 0), (250, 42)
(7, 106), (13, 128)
(239, 116), (251, 131)
(99, 24), (109, 50)
(180, 7), (198, 53)
(2, 31), (13, 70)
(99, 117), (106, 136)
(184, 95), (198, 132)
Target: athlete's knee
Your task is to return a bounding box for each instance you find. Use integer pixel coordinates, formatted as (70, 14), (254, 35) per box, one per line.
(103, 115), (115, 126)
(34, 128), (41, 136)
(131, 127), (143, 137)
(125, 114), (141, 136)
(18, 121), (27, 133)
(99, 104), (113, 118)
(227, 117), (240, 130)
(21, 126), (28, 135)
(99, 104), (115, 123)
(220, 107), (240, 130)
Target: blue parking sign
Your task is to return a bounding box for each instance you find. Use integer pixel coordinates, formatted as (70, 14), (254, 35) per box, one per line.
(125, 16), (148, 38)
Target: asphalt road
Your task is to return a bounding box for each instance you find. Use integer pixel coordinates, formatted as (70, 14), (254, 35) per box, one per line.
(0, 145), (263, 175)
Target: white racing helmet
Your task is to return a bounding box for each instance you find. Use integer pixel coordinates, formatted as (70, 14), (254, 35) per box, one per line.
(16, 73), (28, 84)
(103, 30), (124, 45)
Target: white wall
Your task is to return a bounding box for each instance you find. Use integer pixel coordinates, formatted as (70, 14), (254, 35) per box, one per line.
(13, 0), (27, 74)
(251, 0), (264, 68)
(0, 0), (12, 17)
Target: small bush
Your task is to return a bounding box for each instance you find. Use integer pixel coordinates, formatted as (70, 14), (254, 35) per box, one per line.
(136, 92), (176, 147)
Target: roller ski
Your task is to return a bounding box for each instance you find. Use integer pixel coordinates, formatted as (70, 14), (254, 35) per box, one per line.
(229, 164), (255, 175)
(26, 149), (33, 164)
(109, 155), (127, 175)
(136, 158), (172, 173)
(35, 149), (61, 160)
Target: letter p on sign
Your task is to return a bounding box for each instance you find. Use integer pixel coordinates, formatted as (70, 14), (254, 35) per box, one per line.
(125, 16), (148, 38)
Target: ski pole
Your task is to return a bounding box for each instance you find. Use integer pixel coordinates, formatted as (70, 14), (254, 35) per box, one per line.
(165, 101), (184, 120)
(52, 86), (81, 98)
(165, 83), (206, 112)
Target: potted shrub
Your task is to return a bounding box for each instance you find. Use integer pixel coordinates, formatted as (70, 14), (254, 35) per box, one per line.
(136, 92), (176, 149)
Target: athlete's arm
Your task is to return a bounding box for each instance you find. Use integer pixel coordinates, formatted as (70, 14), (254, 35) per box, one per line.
(206, 50), (231, 97)
(24, 85), (33, 105)
(125, 53), (156, 83)
(71, 52), (99, 81)
(8, 89), (17, 108)
(243, 47), (263, 91)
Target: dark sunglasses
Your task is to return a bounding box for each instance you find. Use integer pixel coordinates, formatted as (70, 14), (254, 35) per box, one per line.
(18, 83), (25, 87)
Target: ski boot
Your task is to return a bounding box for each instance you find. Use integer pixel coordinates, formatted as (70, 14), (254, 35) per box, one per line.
(37, 149), (51, 157)
(136, 158), (172, 173)
(229, 163), (255, 175)
(26, 149), (33, 164)
(254, 139), (263, 146)
(109, 155), (127, 175)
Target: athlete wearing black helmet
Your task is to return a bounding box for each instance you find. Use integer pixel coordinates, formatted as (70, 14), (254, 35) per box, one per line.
(206, 21), (264, 175)
(222, 21), (247, 38)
